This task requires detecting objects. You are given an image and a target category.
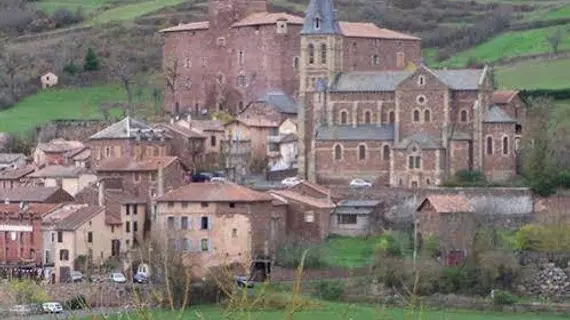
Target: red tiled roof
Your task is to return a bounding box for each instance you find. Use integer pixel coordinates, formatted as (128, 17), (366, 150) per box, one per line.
(417, 195), (474, 213)
(0, 165), (35, 180)
(269, 190), (335, 209)
(158, 123), (205, 139)
(95, 156), (178, 172)
(0, 203), (61, 218)
(339, 22), (420, 40)
(232, 12), (304, 27)
(491, 90), (519, 105)
(159, 21), (209, 33)
(157, 182), (272, 202)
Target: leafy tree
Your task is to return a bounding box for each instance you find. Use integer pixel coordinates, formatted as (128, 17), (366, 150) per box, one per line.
(547, 28), (563, 55)
(83, 47), (99, 72)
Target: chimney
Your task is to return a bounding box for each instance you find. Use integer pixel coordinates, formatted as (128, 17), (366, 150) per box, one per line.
(98, 180), (105, 207)
(157, 166), (165, 197)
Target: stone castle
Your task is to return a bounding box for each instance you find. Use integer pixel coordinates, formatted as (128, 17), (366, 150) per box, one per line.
(161, 0), (524, 186)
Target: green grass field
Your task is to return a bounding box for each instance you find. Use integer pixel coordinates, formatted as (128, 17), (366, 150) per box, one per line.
(122, 302), (569, 320)
(323, 236), (379, 268)
(438, 25), (570, 68)
(0, 84), (125, 134)
(36, 0), (115, 14)
(496, 57), (570, 90)
(87, 0), (188, 25)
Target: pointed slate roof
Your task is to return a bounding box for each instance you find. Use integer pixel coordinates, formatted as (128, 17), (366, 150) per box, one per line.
(301, 0), (341, 35)
(89, 117), (169, 140)
(257, 91), (298, 115)
(485, 106), (517, 123)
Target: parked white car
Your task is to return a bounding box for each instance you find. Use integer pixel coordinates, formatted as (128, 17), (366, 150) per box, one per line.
(69, 270), (84, 283)
(109, 272), (127, 283)
(281, 177), (302, 187)
(210, 177), (227, 183)
(349, 179), (372, 188)
(42, 302), (63, 314)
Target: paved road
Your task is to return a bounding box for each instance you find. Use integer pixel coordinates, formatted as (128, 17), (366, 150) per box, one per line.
(6, 307), (129, 320)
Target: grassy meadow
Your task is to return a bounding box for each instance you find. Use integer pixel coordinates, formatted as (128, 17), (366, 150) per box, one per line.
(0, 84), (125, 134)
(495, 57), (570, 90)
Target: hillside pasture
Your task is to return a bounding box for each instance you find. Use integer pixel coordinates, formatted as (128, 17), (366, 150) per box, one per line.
(496, 57), (570, 90)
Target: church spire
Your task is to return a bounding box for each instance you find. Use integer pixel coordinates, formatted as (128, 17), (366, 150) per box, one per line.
(301, 0), (341, 35)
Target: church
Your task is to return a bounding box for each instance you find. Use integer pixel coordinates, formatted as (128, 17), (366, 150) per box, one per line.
(160, 0), (524, 186)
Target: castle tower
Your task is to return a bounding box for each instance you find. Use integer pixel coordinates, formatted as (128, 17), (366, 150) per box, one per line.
(208, 0), (268, 30)
(297, 0), (343, 181)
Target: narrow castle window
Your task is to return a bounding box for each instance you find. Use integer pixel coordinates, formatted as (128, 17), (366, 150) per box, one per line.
(236, 75), (245, 87)
(293, 56), (300, 69)
(364, 111), (372, 124)
(238, 50), (244, 66)
(314, 17), (321, 30)
(389, 111), (395, 124)
(340, 110), (348, 125)
(424, 109), (431, 122)
(486, 136), (493, 155)
(372, 54), (380, 65)
(334, 144), (342, 160)
(397, 52), (405, 68)
(502, 136), (509, 155)
(460, 110), (468, 122)
(308, 44), (315, 64)
(358, 145), (366, 161)
(413, 110), (420, 122)
(383, 145), (390, 161)
(320, 43), (327, 64)
(418, 75), (425, 86)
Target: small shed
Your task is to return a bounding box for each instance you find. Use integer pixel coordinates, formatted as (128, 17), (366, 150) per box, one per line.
(416, 194), (476, 265)
(330, 200), (383, 236)
(40, 72), (58, 89)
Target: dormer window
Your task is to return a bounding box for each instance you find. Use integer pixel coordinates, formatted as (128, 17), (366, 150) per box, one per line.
(314, 17), (321, 30)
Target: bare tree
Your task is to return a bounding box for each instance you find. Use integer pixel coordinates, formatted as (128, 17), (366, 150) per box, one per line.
(0, 46), (26, 99)
(163, 55), (180, 115)
(108, 53), (136, 117)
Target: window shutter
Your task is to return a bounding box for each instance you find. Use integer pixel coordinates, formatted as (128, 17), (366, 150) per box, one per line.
(208, 239), (213, 252)
(188, 217), (193, 230)
(208, 216), (213, 230)
(185, 239), (192, 252)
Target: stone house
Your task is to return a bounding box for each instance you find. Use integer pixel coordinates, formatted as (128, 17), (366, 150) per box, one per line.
(184, 119), (225, 155)
(416, 194), (476, 265)
(155, 122), (206, 171)
(268, 189), (334, 242)
(88, 117), (172, 168)
(221, 137), (252, 181)
(159, 0), (420, 115)
(41, 204), (110, 283)
(0, 165), (35, 189)
(154, 182), (286, 277)
(245, 91), (299, 122)
(0, 187), (74, 204)
(28, 165), (97, 196)
(225, 115), (280, 163)
(34, 139), (85, 166)
(0, 153), (27, 170)
(268, 133), (298, 170)
(491, 90), (526, 156)
(330, 200), (383, 236)
(94, 156), (187, 200)
(0, 203), (61, 266)
(40, 72), (58, 89)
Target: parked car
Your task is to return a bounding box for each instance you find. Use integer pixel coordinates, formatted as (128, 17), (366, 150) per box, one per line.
(69, 270), (84, 282)
(234, 275), (254, 288)
(109, 272), (127, 283)
(9, 304), (34, 316)
(42, 302), (63, 314)
(191, 172), (213, 182)
(133, 272), (149, 284)
(281, 176), (301, 187)
(349, 178), (372, 188)
(210, 177), (227, 183)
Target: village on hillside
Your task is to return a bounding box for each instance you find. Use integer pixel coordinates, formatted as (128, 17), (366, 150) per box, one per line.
(0, 0), (570, 318)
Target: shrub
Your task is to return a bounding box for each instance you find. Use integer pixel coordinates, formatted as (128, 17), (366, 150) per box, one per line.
(314, 280), (344, 301)
(63, 295), (88, 310)
(63, 62), (80, 75)
(555, 169), (570, 189)
(51, 7), (84, 28)
(276, 240), (326, 269)
(440, 265), (480, 294)
(492, 289), (517, 305)
(83, 47), (100, 72)
(0, 92), (15, 110)
(8, 280), (50, 304)
(478, 251), (520, 290)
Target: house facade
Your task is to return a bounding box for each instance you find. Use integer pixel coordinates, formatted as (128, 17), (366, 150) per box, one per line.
(0, 153), (27, 170)
(0, 166), (35, 189)
(225, 116), (280, 163)
(329, 200), (383, 236)
(159, 0), (420, 115)
(0, 203), (60, 266)
(34, 139), (85, 166)
(28, 166), (97, 196)
(154, 182), (285, 276)
(41, 204), (110, 283)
